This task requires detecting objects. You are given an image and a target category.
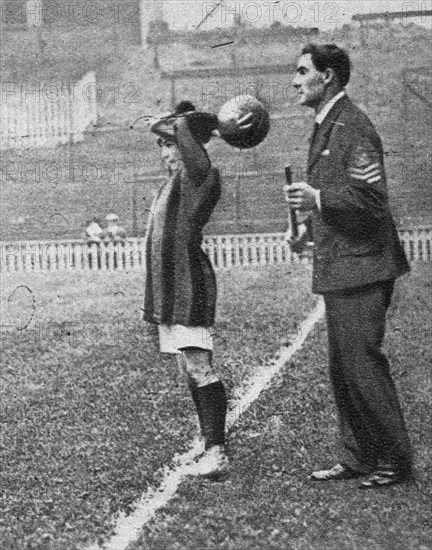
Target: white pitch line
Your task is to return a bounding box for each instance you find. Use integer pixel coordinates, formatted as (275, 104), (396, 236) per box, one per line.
(85, 298), (325, 550)
(226, 297), (325, 426)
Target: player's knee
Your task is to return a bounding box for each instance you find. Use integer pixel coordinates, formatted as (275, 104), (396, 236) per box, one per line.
(181, 347), (212, 366)
(180, 347), (218, 387)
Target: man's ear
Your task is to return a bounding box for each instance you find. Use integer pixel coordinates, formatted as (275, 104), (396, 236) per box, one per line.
(322, 67), (335, 85)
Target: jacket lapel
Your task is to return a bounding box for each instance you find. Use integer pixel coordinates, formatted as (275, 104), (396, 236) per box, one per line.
(307, 95), (349, 172)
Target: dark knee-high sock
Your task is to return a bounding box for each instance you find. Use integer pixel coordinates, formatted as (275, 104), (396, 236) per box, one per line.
(188, 381), (204, 436)
(196, 381), (227, 450)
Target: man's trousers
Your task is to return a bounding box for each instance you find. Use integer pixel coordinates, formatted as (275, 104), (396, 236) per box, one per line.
(324, 280), (412, 473)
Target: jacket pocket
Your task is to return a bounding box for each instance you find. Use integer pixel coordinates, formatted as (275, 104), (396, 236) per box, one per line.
(334, 239), (384, 257)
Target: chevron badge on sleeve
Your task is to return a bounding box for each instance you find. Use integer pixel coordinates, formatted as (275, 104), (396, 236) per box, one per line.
(349, 145), (382, 184)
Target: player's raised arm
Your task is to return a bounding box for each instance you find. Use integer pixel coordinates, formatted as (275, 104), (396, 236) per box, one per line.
(174, 113), (217, 182)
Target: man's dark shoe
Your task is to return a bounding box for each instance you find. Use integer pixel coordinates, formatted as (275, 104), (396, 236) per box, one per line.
(310, 463), (363, 481)
(359, 467), (412, 489)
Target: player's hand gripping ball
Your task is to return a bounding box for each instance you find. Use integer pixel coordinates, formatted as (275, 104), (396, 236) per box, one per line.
(217, 94), (270, 149)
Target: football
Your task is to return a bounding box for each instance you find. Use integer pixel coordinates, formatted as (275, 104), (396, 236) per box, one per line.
(217, 95), (270, 149)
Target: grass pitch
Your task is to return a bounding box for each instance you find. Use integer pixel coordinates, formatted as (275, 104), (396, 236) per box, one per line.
(1, 264), (431, 549)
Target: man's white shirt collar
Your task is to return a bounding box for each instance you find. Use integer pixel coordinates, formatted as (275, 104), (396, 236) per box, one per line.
(315, 90), (346, 125)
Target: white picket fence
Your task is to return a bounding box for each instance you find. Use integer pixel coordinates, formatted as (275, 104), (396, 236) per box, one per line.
(0, 227), (430, 274)
(399, 226), (432, 262)
(0, 233), (300, 273)
(0, 71), (97, 150)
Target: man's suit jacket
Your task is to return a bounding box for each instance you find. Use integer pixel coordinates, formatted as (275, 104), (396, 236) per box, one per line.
(308, 95), (410, 294)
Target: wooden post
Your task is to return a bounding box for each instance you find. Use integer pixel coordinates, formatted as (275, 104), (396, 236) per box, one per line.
(153, 43), (160, 69)
(401, 70), (408, 185)
(359, 21), (366, 48)
(230, 47), (237, 69)
(235, 167), (241, 230)
(170, 76), (176, 110)
(132, 181), (138, 237)
(140, 0), (149, 48)
(385, 16), (393, 39)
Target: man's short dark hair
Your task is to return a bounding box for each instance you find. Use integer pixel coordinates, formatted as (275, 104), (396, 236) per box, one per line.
(301, 43), (351, 87)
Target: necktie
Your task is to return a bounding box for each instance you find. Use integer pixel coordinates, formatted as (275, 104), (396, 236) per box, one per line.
(308, 122), (320, 160)
(310, 122), (320, 145)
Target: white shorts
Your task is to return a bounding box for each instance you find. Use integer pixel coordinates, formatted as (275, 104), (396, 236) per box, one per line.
(158, 324), (213, 354)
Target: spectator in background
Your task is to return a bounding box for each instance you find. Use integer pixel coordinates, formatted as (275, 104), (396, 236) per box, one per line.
(83, 217), (104, 270)
(83, 217), (104, 243)
(100, 214), (127, 270)
(103, 214), (127, 242)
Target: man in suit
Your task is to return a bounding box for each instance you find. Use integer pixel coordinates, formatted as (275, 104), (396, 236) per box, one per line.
(286, 43), (413, 488)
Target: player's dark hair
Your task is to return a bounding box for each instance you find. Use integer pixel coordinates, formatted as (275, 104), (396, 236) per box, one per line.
(175, 101), (195, 114)
(301, 43), (351, 87)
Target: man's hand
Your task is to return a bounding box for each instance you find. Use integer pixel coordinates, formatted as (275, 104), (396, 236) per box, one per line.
(285, 181), (320, 211)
